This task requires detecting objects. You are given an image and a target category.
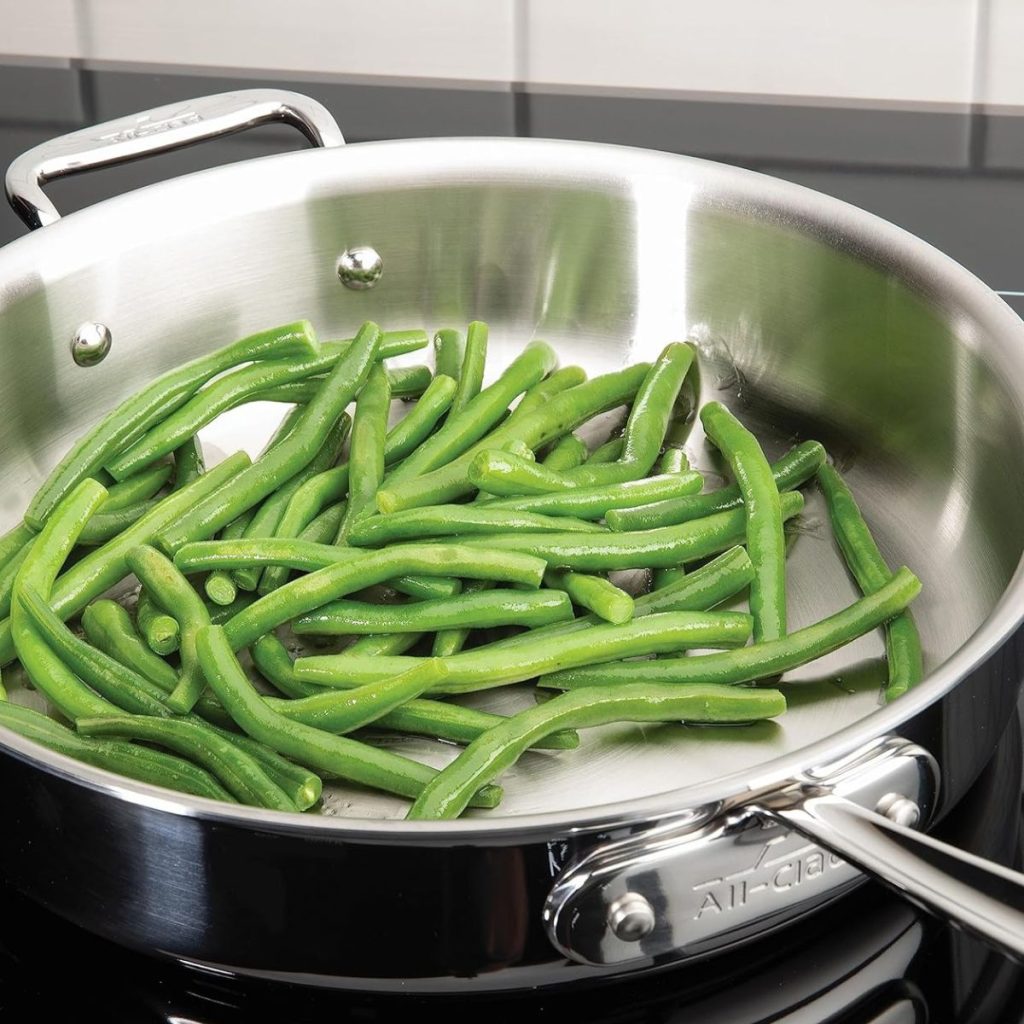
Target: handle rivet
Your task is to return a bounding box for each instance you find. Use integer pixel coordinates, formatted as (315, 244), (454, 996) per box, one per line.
(607, 892), (655, 941)
(70, 321), (112, 367)
(876, 793), (920, 828)
(337, 246), (383, 290)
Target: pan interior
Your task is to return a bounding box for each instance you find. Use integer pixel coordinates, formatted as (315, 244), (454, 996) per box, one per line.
(1, 141), (1022, 820)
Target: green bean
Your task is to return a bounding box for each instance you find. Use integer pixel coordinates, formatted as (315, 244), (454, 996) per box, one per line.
(104, 332), (418, 480)
(0, 521), (37, 572)
(376, 363), (651, 512)
(83, 599), (182, 693)
(28, 321), (317, 527)
(251, 633), (577, 748)
(816, 463), (923, 702)
(541, 434), (588, 471)
(205, 510), (255, 605)
(76, 499), (159, 545)
(103, 463), (173, 510)
(257, 365), (432, 405)
(197, 725), (322, 809)
(510, 366), (587, 420)
(659, 448), (690, 474)
(210, 543), (547, 651)
(296, 610), (753, 695)
(349, 505), (606, 547)
(477, 343), (693, 495)
(544, 570), (634, 624)
(653, 565), (687, 591)
(0, 451), (252, 668)
(336, 365), (391, 544)
(586, 437), (624, 464)
(128, 545), (212, 714)
(293, 589), (573, 635)
(77, 716), (298, 810)
(701, 402), (786, 643)
(431, 579), (491, 656)
(233, 414), (351, 591)
(173, 437), (206, 488)
(18, 584), (170, 718)
(255, 374), (456, 593)
(383, 341), (558, 487)
(491, 546), (754, 650)
(407, 683), (787, 819)
(0, 701), (233, 801)
(136, 589), (180, 655)
(349, 633), (424, 656)
(539, 567), (921, 690)
(607, 440), (826, 531)
(379, 375), (457, 466)
(449, 490), (804, 572)
(274, 660), (450, 737)
(0, 541), (32, 619)
(450, 321), (488, 416)
(81, 598), (232, 725)
(433, 328), (465, 382)
(195, 624), (502, 807)
(12, 480), (121, 720)
(155, 322), (381, 553)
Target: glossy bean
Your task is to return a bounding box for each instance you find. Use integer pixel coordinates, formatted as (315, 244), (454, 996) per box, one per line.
(509, 366), (588, 421)
(205, 509), (255, 605)
(0, 452), (251, 667)
(407, 683), (787, 819)
(433, 328), (465, 382)
(295, 610), (753, 695)
(348, 505), (606, 547)
(539, 567), (921, 690)
(450, 321), (488, 416)
(817, 463), (923, 702)
(607, 440), (826, 531)
(173, 437), (206, 488)
(156, 322), (381, 553)
(541, 434), (588, 471)
(195, 624), (501, 807)
(12, 480), (121, 720)
(0, 701), (232, 801)
(376, 363), (651, 512)
(449, 490), (804, 572)
(136, 589), (180, 655)
(103, 463), (173, 510)
(28, 321), (317, 527)
(544, 569), (634, 624)
(293, 589), (573, 635)
(77, 716), (298, 810)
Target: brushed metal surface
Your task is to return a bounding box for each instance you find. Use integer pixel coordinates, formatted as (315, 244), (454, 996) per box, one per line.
(0, 133), (1023, 983)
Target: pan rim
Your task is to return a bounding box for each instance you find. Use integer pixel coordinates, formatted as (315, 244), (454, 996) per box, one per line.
(2, 135), (1023, 839)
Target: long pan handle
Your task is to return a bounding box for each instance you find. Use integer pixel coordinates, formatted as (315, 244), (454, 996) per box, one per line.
(763, 792), (1024, 962)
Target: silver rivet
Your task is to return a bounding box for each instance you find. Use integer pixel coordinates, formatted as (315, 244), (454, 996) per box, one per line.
(876, 792), (921, 828)
(70, 321), (112, 367)
(337, 246), (383, 290)
(607, 892), (655, 942)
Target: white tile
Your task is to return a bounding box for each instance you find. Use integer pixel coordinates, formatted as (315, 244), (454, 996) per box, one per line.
(0, 0), (82, 58)
(524, 1), (977, 106)
(79, 0), (515, 85)
(980, 0), (1024, 108)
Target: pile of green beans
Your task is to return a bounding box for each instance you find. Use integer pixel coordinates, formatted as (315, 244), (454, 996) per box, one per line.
(0, 317), (923, 821)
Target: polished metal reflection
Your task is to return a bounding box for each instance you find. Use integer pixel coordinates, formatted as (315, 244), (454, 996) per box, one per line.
(336, 245), (384, 289)
(69, 321), (111, 367)
(1, 121), (1024, 985)
(4, 89), (344, 230)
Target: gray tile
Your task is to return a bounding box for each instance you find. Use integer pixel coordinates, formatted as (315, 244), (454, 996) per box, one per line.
(756, 166), (1024, 293)
(980, 114), (1024, 171)
(0, 63), (84, 124)
(87, 70), (515, 143)
(524, 92), (972, 169)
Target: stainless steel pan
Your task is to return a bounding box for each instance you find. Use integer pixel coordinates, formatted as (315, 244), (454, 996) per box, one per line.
(3, 89), (1024, 991)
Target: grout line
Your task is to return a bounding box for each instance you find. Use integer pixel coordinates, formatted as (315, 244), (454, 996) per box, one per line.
(967, 0), (992, 168)
(511, 0), (530, 137)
